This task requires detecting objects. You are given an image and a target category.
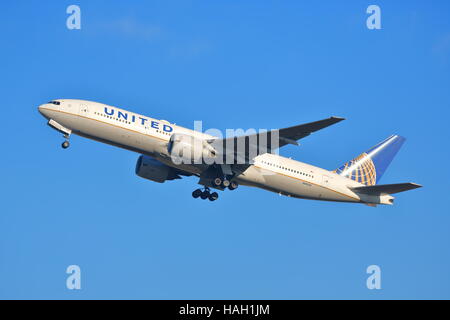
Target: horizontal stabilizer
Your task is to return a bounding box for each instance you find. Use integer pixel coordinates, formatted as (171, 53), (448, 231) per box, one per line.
(351, 183), (422, 195)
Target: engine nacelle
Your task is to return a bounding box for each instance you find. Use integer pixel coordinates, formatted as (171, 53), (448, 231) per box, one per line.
(167, 133), (216, 164)
(135, 155), (180, 183)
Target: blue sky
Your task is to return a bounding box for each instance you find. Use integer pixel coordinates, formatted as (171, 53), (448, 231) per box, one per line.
(0, 0), (449, 299)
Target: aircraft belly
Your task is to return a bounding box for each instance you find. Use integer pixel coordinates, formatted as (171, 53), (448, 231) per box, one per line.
(237, 166), (358, 202)
(262, 172), (321, 198)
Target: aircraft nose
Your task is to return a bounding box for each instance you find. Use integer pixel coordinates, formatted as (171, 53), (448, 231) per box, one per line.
(38, 104), (51, 119)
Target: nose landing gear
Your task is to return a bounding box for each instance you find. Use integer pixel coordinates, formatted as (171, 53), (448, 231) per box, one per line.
(61, 134), (70, 149)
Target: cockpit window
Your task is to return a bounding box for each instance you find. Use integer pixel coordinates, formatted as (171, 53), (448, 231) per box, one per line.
(48, 101), (61, 105)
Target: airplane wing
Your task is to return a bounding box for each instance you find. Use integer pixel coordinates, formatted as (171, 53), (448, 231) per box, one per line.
(277, 116), (345, 147)
(350, 183), (422, 195)
(209, 116), (345, 164)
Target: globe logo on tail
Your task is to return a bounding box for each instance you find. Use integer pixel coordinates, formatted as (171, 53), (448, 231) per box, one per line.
(335, 153), (377, 186)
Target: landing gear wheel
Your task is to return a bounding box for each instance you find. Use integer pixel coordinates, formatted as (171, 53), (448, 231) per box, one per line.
(62, 141), (70, 149)
(209, 192), (219, 201)
(200, 190), (210, 200)
(192, 189), (202, 198)
(228, 181), (238, 190)
(222, 180), (230, 188)
(213, 178), (222, 187)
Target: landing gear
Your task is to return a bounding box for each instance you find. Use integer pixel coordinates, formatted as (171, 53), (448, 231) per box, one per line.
(192, 187), (219, 201)
(200, 190), (209, 200)
(61, 134), (70, 149)
(209, 192), (219, 201)
(213, 177), (222, 187)
(192, 189), (202, 198)
(228, 181), (238, 191)
(193, 173), (239, 201)
(213, 177), (235, 189)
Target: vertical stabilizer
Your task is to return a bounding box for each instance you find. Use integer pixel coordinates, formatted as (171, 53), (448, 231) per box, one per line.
(335, 135), (406, 185)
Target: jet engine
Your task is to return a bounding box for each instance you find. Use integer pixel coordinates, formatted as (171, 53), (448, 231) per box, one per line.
(167, 133), (217, 164)
(135, 155), (181, 183)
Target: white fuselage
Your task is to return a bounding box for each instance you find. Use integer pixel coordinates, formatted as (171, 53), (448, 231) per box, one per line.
(38, 99), (394, 205)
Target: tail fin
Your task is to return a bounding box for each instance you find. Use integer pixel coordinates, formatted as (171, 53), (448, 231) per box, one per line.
(335, 135), (406, 186)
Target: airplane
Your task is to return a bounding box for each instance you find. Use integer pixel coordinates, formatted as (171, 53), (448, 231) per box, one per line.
(38, 99), (421, 205)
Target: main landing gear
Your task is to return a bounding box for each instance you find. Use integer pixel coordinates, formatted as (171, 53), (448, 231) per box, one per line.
(61, 134), (70, 149)
(192, 187), (219, 201)
(212, 177), (238, 190)
(192, 180), (238, 202)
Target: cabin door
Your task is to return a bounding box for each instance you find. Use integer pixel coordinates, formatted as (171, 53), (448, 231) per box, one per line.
(79, 103), (89, 116)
